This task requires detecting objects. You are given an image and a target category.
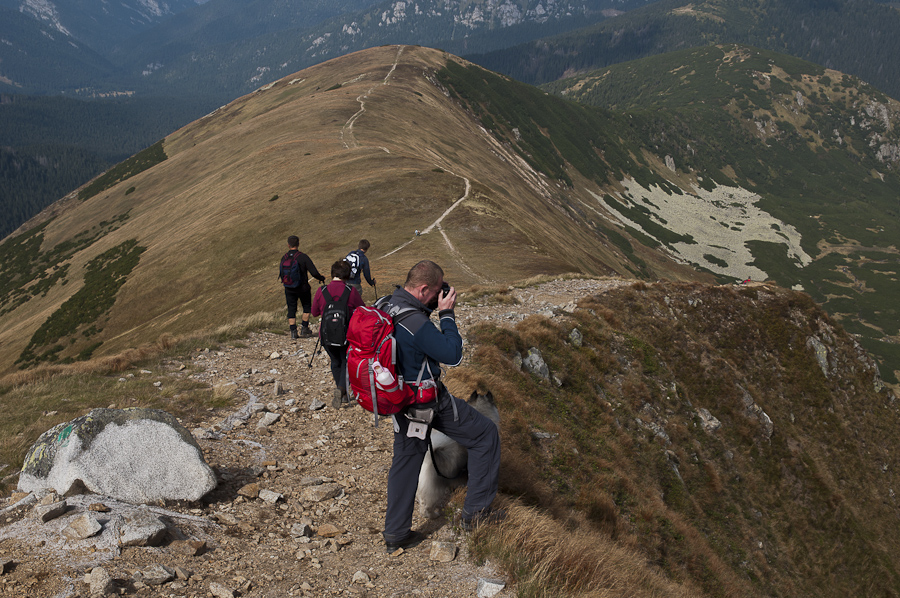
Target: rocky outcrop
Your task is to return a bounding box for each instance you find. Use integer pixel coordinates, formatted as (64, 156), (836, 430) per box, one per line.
(18, 408), (216, 503)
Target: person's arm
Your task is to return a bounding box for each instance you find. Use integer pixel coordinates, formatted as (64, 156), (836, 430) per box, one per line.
(311, 287), (325, 317)
(413, 318), (462, 367)
(305, 255), (325, 282)
(362, 256), (375, 286)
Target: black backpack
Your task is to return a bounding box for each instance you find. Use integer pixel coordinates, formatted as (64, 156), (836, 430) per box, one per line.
(320, 285), (352, 347)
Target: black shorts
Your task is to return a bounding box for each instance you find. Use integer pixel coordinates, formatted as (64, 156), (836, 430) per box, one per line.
(284, 285), (311, 319)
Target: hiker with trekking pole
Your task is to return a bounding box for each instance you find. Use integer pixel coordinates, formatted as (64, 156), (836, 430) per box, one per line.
(311, 260), (365, 408)
(278, 235), (325, 339)
(345, 240), (376, 301)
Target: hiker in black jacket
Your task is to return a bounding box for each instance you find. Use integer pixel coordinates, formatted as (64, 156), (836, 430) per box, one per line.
(378, 260), (501, 553)
(278, 235), (325, 339)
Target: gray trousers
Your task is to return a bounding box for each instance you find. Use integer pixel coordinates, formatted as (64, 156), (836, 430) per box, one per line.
(383, 386), (500, 542)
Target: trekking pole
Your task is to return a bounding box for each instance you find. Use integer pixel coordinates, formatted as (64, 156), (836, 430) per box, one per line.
(307, 334), (320, 368)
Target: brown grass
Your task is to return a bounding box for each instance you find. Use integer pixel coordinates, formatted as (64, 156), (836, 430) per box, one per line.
(471, 502), (703, 598)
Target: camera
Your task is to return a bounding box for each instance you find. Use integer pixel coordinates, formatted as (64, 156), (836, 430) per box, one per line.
(440, 281), (450, 295)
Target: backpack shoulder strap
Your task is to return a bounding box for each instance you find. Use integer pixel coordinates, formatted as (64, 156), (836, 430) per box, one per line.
(322, 286), (333, 302)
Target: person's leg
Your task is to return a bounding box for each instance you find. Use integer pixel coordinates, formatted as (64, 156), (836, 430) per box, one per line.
(384, 416), (428, 543)
(299, 287), (313, 337)
(285, 289), (299, 338)
(324, 345), (344, 409)
(432, 388), (500, 521)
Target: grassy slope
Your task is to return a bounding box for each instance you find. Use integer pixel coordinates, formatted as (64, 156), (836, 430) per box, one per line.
(542, 44), (900, 383)
(456, 281), (900, 597)
(0, 46), (705, 376)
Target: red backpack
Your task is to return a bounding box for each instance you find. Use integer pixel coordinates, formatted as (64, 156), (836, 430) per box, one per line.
(346, 306), (433, 424)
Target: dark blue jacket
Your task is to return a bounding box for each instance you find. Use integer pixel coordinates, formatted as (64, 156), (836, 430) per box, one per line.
(382, 287), (462, 384)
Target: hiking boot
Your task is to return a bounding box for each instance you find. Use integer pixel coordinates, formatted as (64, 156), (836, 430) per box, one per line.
(384, 530), (425, 553)
(461, 508), (506, 532)
(290, 329), (299, 340)
(332, 388), (344, 410)
(299, 327), (313, 338)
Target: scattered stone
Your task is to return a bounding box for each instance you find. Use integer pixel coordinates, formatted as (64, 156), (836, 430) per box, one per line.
(141, 564), (174, 586)
(257, 412), (281, 428)
(89, 566), (113, 596)
(266, 402), (279, 412)
(174, 566), (193, 580)
(171, 539), (206, 556)
(522, 347), (550, 380)
(316, 523), (345, 537)
(248, 403), (267, 414)
(352, 571), (370, 584)
(63, 513), (102, 541)
(88, 502), (110, 512)
(119, 509), (167, 547)
(34, 499), (67, 523)
(300, 483), (342, 502)
(37, 491), (61, 506)
(697, 408), (721, 433)
(209, 581), (236, 598)
(300, 476), (329, 486)
(429, 541), (457, 562)
(18, 408), (217, 504)
(0, 558), (13, 575)
(477, 577), (506, 598)
(291, 523), (314, 537)
(10, 491), (29, 503)
(569, 328), (583, 347)
(269, 351), (281, 360)
(309, 398), (326, 410)
(273, 381), (285, 395)
(213, 512), (238, 525)
(258, 489), (283, 503)
(285, 398), (296, 407)
(237, 483), (260, 498)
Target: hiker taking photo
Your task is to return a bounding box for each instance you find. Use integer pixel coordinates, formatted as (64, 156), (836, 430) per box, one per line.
(344, 239), (376, 299)
(278, 235), (325, 339)
(312, 260), (365, 409)
(377, 260), (502, 552)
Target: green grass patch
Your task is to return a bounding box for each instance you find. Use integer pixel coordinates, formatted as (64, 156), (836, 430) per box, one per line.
(78, 140), (167, 201)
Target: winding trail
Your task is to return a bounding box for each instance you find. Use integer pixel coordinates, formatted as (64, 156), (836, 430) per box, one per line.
(338, 46), (484, 281)
(340, 46), (404, 150)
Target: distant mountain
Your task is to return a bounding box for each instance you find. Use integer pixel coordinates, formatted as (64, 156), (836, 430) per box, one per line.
(123, 0), (654, 98)
(468, 0), (900, 100)
(0, 0), (202, 54)
(0, 7), (119, 93)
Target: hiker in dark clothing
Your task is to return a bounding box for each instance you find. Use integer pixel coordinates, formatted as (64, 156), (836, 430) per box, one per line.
(311, 260), (365, 409)
(378, 260), (502, 553)
(279, 235), (325, 339)
(345, 239), (376, 299)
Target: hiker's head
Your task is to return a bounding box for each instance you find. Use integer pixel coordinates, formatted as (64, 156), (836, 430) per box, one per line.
(287, 235), (300, 249)
(405, 260), (444, 306)
(332, 260), (351, 280)
(358, 239), (370, 252)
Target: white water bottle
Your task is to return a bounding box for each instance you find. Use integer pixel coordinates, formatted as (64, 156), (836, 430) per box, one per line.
(372, 360), (395, 386)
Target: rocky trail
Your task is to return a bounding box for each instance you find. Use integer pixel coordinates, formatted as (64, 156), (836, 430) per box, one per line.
(0, 278), (630, 598)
